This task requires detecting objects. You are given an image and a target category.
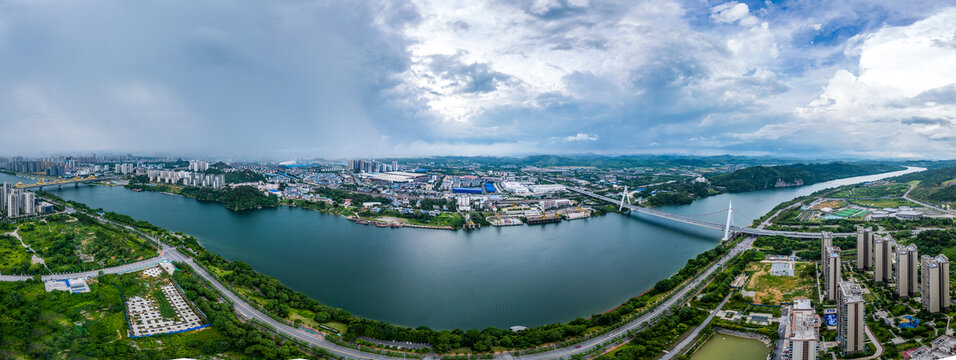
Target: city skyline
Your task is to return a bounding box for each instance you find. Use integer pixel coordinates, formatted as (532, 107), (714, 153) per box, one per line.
(0, 1), (954, 159)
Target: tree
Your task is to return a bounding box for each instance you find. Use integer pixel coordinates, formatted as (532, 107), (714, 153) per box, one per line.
(314, 311), (330, 323)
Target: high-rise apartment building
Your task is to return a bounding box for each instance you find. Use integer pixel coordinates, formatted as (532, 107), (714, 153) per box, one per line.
(0, 182), (11, 213)
(897, 244), (919, 298)
(837, 281), (866, 354)
(873, 235), (896, 282)
(188, 160), (209, 172)
(824, 246), (842, 302)
(787, 298), (820, 360)
(821, 231), (833, 265)
(856, 226), (873, 270)
(922, 254), (951, 313)
(6, 188), (24, 218)
(23, 192), (35, 215)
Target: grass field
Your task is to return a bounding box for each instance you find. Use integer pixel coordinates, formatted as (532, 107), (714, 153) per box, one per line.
(16, 214), (157, 273)
(833, 208), (864, 217)
(744, 262), (816, 305)
(848, 198), (921, 208)
(0, 234), (33, 274)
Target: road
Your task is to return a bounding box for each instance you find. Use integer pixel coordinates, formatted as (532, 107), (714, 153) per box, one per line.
(903, 184), (953, 215)
(659, 293), (733, 360)
(99, 215), (416, 360)
(514, 236), (756, 360)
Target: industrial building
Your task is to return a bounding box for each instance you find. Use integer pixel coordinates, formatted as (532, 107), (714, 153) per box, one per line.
(873, 235), (896, 283)
(527, 184), (567, 194)
(500, 181), (531, 195)
(837, 281), (866, 355)
(897, 244), (919, 298)
(922, 254), (950, 313)
(856, 226), (873, 270)
(786, 299), (820, 360)
(357, 171), (427, 183)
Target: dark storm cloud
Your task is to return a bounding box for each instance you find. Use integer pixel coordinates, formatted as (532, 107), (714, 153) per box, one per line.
(0, 0), (954, 158)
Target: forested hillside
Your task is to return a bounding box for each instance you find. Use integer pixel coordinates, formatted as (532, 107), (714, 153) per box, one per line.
(707, 162), (904, 192)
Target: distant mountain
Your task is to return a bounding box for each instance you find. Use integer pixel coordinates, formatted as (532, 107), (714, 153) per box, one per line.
(707, 162), (905, 193)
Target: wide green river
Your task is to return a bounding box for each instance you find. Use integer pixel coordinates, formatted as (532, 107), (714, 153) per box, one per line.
(0, 167), (918, 329)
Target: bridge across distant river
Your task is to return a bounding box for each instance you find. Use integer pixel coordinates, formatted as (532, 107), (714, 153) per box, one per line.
(568, 187), (854, 238)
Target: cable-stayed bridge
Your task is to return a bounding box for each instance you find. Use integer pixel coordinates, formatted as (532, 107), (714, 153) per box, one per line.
(568, 186), (853, 239)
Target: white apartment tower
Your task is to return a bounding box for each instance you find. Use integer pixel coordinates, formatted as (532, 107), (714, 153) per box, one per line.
(873, 235), (896, 283)
(856, 226), (873, 270)
(824, 246), (842, 302)
(837, 281), (866, 354)
(787, 299), (820, 360)
(0, 182), (11, 213)
(897, 244), (919, 298)
(922, 254), (951, 313)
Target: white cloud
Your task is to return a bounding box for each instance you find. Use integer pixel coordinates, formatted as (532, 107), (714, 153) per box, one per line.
(563, 133), (599, 142)
(398, 0), (785, 131)
(738, 8), (956, 158)
(710, 2), (758, 27)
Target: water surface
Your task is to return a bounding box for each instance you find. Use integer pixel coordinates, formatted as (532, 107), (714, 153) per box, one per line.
(0, 167), (918, 329)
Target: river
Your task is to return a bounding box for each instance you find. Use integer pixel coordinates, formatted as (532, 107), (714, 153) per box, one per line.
(0, 167), (919, 330)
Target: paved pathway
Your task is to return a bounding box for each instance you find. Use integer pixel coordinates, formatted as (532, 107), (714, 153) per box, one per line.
(5, 225), (51, 273)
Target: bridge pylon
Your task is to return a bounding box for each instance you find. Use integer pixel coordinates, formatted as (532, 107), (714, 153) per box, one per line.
(619, 186), (632, 211)
(721, 201), (733, 241)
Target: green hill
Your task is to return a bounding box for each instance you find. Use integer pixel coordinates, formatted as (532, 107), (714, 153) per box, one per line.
(707, 162), (904, 193)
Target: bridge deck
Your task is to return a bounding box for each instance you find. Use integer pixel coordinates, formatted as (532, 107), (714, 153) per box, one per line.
(568, 187), (848, 239)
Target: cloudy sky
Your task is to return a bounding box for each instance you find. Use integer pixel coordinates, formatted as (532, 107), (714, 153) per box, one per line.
(1, 0), (955, 159)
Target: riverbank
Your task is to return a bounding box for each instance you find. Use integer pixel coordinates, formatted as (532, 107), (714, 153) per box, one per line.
(45, 188), (747, 354)
(7, 167), (921, 331)
(714, 327), (772, 345)
(124, 182), (278, 211)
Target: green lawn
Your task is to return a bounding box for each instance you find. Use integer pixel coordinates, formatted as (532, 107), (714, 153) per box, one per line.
(17, 215), (157, 273)
(831, 183), (910, 198)
(849, 198), (921, 208)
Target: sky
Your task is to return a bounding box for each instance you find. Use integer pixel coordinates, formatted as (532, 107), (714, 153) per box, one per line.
(1, 0), (955, 160)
